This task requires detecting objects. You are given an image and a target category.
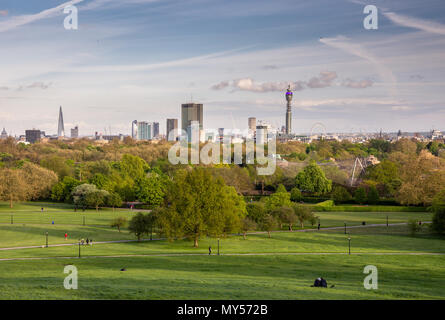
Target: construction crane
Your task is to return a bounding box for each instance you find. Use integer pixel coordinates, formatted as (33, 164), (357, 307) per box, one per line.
(350, 157), (367, 187)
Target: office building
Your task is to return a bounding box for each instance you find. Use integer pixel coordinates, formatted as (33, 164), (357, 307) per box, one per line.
(181, 103), (203, 141)
(248, 117), (256, 132)
(71, 126), (79, 138)
(153, 122), (160, 138)
(137, 121), (153, 140)
(26, 129), (42, 144)
(166, 119), (178, 141)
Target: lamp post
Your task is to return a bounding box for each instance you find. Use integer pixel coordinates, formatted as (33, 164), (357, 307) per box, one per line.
(11, 214), (13, 225)
(386, 215), (388, 227)
(45, 231), (48, 248)
(344, 222), (347, 234)
(83, 216), (85, 226)
(218, 238), (220, 256)
(78, 240), (81, 258)
(348, 234), (351, 255)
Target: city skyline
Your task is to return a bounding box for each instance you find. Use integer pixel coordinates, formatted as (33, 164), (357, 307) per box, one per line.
(1, 0), (445, 136)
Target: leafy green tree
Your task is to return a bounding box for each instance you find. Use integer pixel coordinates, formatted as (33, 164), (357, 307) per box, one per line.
(106, 192), (122, 211)
(431, 207), (445, 234)
(134, 171), (169, 206)
(110, 216), (127, 232)
(354, 187), (367, 205)
(72, 184), (98, 209)
(118, 154), (150, 181)
(85, 189), (109, 211)
(290, 187), (302, 202)
(157, 169), (246, 247)
(407, 219), (422, 236)
(331, 185), (352, 204)
(293, 205), (314, 228)
(261, 214), (278, 238)
(263, 188), (292, 211)
(277, 206), (298, 231)
(0, 168), (29, 208)
(51, 176), (82, 202)
(128, 212), (151, 241)
(295, 162), (332, 195)
(241, 217), (257, 240)
(275, 184), (287, 193)
(246, 202), (266, 224)
(367, 186), (380, 205)
(365, 160), (401, 196)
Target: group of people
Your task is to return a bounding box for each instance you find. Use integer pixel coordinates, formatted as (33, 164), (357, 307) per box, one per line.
(80, 238), (93, 245)
(313, 277), (328, 288)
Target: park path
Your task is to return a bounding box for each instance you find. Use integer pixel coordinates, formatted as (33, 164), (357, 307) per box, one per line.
(0, 222), (430, 252)
(0, 251), (444, 262)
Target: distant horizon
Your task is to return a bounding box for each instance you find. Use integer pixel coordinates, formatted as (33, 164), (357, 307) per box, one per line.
(1, 0), (445, 136)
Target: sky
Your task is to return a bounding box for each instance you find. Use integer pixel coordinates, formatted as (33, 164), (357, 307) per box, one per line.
(0, 0), (445, 136)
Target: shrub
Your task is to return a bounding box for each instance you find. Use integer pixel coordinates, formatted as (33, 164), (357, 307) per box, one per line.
(331, 186), (352, 204)
(354, 187), (367, 204)
(290, 187), (302, 202)
(407, 219), (422, 236)
(367, 186), (380, 205)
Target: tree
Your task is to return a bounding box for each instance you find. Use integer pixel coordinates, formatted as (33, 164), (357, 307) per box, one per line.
(246, 202), (266, 224)
(431, 207), (445, 234)
(263, 188), (292, 211)
(275, 184), (287, 193)
(431, 191), (445, 234)
(278, 206), (298, 231)
(295, 162), (332, 195)
(134, 171), (169, 207)
(293, 205), (314, 228)
(128, 212), (151, 241)
(367, 186), (380, 205)
(290, 187), (302, 202)
(157, 169), (246, 247)
(331, 186), (352, 204)
(72, 184), (96, 209)
(261, 214), (277, 238)
(21, 162), (58, 201)
(0, 168), (29, 208)
(106, 192), (122, 211)
(365, 160), (401, 196)
(241, 217), (257, 240)
(354, 187), (367, 205)
(51, 176), (82, 202)
(407, 219), (422, 236)
(110, 216), (127, 232)
(85, 189), (109, 211)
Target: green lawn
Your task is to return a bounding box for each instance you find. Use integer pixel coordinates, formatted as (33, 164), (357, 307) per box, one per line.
(0, 202), (443, 300)
(1, 254), (444, 299)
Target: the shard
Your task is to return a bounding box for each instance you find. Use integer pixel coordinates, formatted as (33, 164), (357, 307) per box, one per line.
(58, 106), (65, 137)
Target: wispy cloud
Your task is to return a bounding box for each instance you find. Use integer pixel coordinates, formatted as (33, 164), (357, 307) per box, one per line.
(383, 11), (445, 36)
(319, 36), (397, 96)
(0, 0), (84, 33)
(0, 10), (8, 17)
(342, 78), (373, 89)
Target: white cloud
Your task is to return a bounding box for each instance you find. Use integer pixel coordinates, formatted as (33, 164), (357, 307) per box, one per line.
(383, 11), (445, 36)
(342, 78), (373, 89)
(0, 0), (84, 33)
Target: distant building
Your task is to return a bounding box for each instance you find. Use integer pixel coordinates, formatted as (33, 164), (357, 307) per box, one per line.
(248, 117), (256, 133)
(131, 120), (138, 139)
(181, 103), (203, 141)
(0, 128), (7, 139)
(25, 129), (42, 143)
(166, 119), (178, 141)
(58, 106), (65, 138)
(431, 129), (443, 140)
(256, 125), (268, 145)
(153, 122), (160, 138)
(71, 126), (79, 138)
(137, 121), (153, 140)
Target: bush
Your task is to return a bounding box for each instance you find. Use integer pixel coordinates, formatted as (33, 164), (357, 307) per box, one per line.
(354, 187), (367, 204)
(407, 219), (422, 236)
(367, 186), (380, 205)
(290, 187), (302, 202)
(331, 186), (352, 204)
(431, 207), (445, 234)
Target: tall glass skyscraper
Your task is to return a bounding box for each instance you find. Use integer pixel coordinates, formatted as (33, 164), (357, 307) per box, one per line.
(58, 106), (65, 137)
(181, 103), (203, 141)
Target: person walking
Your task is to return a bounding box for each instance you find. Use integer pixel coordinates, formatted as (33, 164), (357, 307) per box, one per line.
(86, 238), (89, 245)
(208, 246), (212, 255)
(317, 223), (321, 230)
(64, 233), (68, 241)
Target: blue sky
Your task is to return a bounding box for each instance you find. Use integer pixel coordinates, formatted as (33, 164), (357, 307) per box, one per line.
(0, 0), (445, 136)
